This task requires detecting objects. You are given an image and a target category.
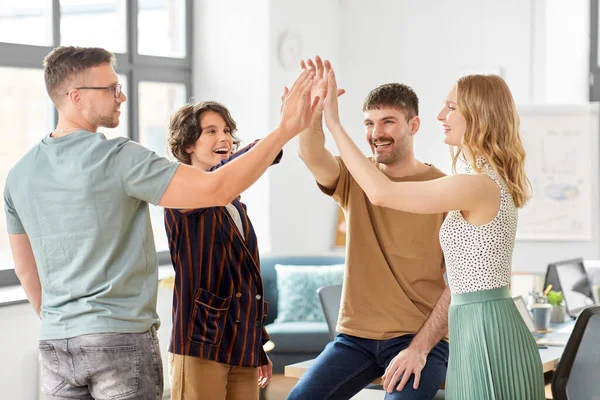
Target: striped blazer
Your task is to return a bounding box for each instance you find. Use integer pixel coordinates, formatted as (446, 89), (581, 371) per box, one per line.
(164, 141), (281, 367)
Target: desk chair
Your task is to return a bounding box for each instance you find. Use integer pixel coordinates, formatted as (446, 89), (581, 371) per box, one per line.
(316, 284), (445, 399)
(317, 284), (342, 340)
(317, 284), (385, 392)
(551, 305), (600, 400)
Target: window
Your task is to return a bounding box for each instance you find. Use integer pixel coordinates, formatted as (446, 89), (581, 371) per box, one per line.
(0, 67), (54, 273)
(60, 0), (127, 54)
(138, 0), (186, 58)
(0, 1), (52, 47)
(138, 81), (187, 252)
(590, 0), (600, 100)
(0, 1), (192, 287)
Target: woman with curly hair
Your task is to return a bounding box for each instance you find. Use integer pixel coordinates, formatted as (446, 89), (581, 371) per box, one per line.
(164, 101), (281, 400)
(317, 60), (544, 399)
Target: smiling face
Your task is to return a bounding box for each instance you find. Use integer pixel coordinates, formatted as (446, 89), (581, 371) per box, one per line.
(363, 107), (417, 164)
(185, 110), (235, 170)
(437, 83), (466, 146)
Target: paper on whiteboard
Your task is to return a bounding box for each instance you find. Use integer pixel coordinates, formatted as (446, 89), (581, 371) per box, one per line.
(517, 105), (598, 241)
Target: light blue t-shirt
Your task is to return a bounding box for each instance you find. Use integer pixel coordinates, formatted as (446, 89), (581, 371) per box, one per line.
(3, 130), (179, 340)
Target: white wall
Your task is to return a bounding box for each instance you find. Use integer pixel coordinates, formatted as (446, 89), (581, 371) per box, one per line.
(192, 0), (344, 254)
(271, 0), (594, 272)
(192, 0), (593, 269)
(268, 0), (343, 254)
(193, 0), (273, 251)
(0, 303), (41, 399)
(543, 0), (590, 103)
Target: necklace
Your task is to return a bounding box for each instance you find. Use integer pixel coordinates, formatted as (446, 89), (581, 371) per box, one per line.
(53, 127), (81, 134)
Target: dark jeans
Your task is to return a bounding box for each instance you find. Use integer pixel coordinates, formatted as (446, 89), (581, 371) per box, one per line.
(39, 326), (163, 400)
(288, 333), (448, 400)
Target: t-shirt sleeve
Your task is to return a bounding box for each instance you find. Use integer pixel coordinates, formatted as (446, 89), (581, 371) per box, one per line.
(316, 156), (352, 208)
(116, 140), (179, 205)
(3, 182), (25, 234)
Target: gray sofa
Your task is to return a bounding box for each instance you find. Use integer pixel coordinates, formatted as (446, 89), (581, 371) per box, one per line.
(260, 254), (345, 373)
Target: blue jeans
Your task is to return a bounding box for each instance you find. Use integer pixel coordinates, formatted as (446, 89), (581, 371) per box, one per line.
(288, 333), (448, 400)
(38, 326), (163, 400)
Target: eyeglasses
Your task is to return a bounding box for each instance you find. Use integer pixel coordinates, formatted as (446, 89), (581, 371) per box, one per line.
(66, 83), (122, 98)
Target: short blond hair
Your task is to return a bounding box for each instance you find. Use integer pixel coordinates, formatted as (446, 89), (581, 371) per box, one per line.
(43, 46), (115, 106)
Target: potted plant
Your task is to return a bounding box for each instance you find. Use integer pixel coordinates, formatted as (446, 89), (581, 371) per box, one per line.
(547, 290), (566, 323)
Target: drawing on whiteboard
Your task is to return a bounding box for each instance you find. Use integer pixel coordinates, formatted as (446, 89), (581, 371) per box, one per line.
(544, 184), (579, 201)
(516, 105), (597, 241)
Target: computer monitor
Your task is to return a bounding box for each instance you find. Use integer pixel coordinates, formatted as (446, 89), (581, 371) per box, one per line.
(544, 258), (596, 318)
(513, 295), (536, 334)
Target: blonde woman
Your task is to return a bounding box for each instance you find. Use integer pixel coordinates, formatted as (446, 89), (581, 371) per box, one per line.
(316, 60), (544, 399)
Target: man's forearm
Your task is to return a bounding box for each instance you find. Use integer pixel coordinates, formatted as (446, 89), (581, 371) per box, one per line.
(298, 112), (326, 161)
(213, 126), (289, 203)
(10, 233), (42, 318)
(410, 286), (450, 353)
(17, 270), (42, 317)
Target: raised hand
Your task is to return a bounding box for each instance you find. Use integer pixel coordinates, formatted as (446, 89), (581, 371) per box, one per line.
(322, 60), (342, 131)
(279, 68), (320, 139)
(301, 56), (345, 118)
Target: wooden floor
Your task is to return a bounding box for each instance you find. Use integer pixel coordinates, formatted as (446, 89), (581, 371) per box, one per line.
(262, 374), (298, 400)
(206, 373), (554, 400)
(262, 376), (556, 400)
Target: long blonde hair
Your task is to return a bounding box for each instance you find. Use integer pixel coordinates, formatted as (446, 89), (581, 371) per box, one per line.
(451, 74), (531, 208)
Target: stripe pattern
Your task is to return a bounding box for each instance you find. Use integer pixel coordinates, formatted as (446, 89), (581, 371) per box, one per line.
(164, 141), (280, 367)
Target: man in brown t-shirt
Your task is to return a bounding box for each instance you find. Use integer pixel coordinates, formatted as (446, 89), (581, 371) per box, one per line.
(288, 60), (449, 400)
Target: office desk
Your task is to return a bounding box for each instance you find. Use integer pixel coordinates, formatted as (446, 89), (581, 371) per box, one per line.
(285, 360), (382, 385)
(286, 320), (575, 380)
(537, 320), (575, 372)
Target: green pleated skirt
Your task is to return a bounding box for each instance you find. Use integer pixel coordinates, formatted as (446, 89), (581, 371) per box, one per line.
(446, 286), (545, 400)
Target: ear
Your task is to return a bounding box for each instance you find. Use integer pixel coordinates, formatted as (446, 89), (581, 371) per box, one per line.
(409, 115), (420, 136)
(184, 145), (194, 154)
(67, 89), (84, 109)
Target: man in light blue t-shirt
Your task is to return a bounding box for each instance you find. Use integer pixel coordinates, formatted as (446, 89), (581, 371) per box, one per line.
(4, 46), (318, 399)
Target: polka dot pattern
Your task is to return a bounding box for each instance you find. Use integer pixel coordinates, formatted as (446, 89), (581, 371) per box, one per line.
(440, 157), (518, 294)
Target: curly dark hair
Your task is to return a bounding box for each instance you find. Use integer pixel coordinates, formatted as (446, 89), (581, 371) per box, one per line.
(168, 101), (240, 165)
(362, 83), (419, 121)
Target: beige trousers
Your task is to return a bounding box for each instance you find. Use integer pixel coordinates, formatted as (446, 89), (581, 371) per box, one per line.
(169, 353), (259, 400)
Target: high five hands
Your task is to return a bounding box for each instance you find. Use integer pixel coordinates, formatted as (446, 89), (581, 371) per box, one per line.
(280, 56), (345, 130)
(300, 56), (345, 119)
(278, 67), (320, 140)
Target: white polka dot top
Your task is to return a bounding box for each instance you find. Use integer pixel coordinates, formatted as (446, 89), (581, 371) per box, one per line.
(439, 157), (518, 294)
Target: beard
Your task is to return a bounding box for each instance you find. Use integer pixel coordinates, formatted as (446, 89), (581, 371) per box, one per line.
(372, 139), (410, 165)
(94, 113), (120, 129)
(374, 147), (403, 164)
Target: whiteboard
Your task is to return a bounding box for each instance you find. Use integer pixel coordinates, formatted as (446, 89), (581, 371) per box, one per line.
(517, 104), (599, 241)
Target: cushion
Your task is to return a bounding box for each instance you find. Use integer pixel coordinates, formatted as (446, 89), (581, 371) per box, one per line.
(265, 322), (331, 352)
(274, 264), (344, 323)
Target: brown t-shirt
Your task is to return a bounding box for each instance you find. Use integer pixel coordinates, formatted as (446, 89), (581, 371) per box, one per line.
(319, 157), (447, 340)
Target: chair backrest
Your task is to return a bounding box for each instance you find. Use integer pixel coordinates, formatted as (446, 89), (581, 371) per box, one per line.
(259, 254), (345, 325)
(317, 284), (343, 340)
(552, 305), (600, 400)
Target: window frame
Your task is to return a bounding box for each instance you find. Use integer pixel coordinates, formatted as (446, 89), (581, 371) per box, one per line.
(590, 0), (600, 100)
(0, 0), (192, 288)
